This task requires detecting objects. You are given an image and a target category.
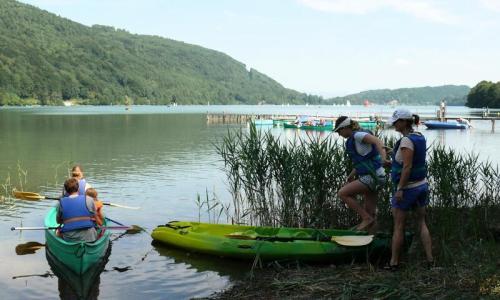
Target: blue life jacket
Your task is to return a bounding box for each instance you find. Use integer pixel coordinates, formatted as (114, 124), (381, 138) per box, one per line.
(63, 179), (87, 197)
(345, 130), (382, 176)
(59, 195), (95, 233)
(391, 132), (427, 184)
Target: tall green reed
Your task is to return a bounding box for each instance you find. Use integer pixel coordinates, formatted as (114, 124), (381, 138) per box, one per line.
(217, 124), (370, 228)
(216, 124), (499, 245)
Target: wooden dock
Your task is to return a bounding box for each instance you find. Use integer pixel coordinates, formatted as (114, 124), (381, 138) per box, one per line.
(206, 112), (500, 131)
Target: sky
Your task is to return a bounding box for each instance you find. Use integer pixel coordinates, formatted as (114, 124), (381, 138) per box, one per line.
(18, 0), (500, 97)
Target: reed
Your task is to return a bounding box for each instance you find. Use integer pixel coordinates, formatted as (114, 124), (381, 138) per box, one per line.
(216, 125), (500, 246)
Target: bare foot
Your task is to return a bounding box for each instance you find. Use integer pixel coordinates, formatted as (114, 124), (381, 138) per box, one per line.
(355, 218), (374, 231)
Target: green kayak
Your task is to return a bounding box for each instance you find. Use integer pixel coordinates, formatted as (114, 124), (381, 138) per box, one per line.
(283, 121), (379, 131)
(44, 207), (111, 275)
(151, 221), (399, 262)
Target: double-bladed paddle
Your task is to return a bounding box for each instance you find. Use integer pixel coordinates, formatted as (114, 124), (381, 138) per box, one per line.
(225, 232), (374, 247)
(12, 190), (140, 210)
(11, 226), (132, 231)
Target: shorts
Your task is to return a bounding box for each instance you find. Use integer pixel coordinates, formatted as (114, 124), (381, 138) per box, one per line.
(359, 174), (386, 192)
(391, 183), (429, 211)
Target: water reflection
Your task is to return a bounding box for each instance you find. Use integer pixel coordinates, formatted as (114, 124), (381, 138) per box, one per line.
(152, 241), (249, 279)
(45, 245), (111, 300)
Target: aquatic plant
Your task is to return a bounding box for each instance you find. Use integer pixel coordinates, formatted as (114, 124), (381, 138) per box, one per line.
(216, 124), (500, 246)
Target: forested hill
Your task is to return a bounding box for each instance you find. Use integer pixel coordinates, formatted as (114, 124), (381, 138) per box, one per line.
(466, 81), (500, 108)
(328, 85), (470, 106)
(0, 0), (322, 105)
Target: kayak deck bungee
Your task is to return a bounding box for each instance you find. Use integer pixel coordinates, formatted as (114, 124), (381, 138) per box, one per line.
(151, 221), (401, 262)
(44, 207), (111, 275)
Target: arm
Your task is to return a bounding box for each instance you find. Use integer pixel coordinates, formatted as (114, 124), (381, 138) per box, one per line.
(347, 168), (357, 182)
(56, 202), (63, 224)
(362, 134), (391, 167)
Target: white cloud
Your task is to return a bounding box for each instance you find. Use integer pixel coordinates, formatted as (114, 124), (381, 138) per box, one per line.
(297, 0), (458, 24)
(480, 0), (500, 12)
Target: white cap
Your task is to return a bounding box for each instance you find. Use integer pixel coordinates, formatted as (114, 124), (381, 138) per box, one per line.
(387, 108), (413, 125)
(333, 117), (351, 132)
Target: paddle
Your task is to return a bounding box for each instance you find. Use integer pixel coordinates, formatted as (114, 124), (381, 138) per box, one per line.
(12, 190), (141, 210)
(225, 232), (374, 247)
(11, 226), (132, 231)
(15, 241), (45, 255)
(105, 217), (145, 234)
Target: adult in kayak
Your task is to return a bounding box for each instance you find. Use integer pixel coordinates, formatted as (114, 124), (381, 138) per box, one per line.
(63, 164), (91, 196)
(56, 178), (98, 242)
(387, 109), (433, 269)
(334, 116), (390, 231)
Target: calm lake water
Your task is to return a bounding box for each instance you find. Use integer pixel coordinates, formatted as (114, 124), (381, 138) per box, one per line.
(1, 105), (499, 299)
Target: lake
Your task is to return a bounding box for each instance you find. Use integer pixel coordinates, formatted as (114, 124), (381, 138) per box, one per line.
(1, 105), (499, 299)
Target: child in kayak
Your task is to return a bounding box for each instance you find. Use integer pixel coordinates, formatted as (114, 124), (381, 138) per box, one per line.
(334, 116), (390, 232)
(86, 188), (104, 226)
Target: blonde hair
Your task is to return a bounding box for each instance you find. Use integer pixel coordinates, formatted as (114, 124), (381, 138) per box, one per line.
(71, 164), (83, 179)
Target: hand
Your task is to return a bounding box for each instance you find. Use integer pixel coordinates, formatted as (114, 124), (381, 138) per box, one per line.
(394, 189), (403, 202)
(346, 175), (355, 183)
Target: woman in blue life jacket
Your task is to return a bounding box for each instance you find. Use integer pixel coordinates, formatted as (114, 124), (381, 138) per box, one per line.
(56, 177), (98, 242)
(334, 116), (391, 232)
(63, 164), (91, 196)
(386, 109), (433, 270)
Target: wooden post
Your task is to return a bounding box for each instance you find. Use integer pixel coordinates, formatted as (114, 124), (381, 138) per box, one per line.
(492, 119), (496, 132)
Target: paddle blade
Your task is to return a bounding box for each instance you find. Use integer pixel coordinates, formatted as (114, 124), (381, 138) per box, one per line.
(12, 190), (45, 201)
(104, 202), (141, 210)
(331, 235), (374, 246)
(125, 225), (145, 234)
(15, 241), (45, 255)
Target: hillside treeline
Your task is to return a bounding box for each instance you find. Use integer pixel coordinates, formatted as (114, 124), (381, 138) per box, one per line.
(466, 81), (500, 108)
(0, 0), (322, 106)
(329, 85), (470, 106)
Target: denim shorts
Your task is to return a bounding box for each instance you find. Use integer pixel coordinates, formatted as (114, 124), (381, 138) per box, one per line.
(359, 174), (386, 192)
(391, 183), (429, 211)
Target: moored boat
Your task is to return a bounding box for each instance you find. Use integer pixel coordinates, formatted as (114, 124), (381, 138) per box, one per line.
(424, 120), (469, 129)
(283, 120), (379, 131)
(283, 122), (333, 131)
(44, 207), (111, 275)
(151, 221), (408, 262)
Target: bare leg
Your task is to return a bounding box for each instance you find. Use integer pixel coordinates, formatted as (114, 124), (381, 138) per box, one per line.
(364, 190), (378, 233)
(416, 206), (433, 262)
(364, 191), (377, 217)
(338, 180), (374, 229)
(390, 207), (406, 266)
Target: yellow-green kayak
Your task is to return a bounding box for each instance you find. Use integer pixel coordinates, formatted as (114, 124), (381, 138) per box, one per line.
(151, 221), (400, 262)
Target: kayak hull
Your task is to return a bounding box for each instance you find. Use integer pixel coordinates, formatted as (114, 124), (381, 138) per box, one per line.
(151, 221), (398, 262)
(44, 207), (111, 275)
(424, 121), (468, 129)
